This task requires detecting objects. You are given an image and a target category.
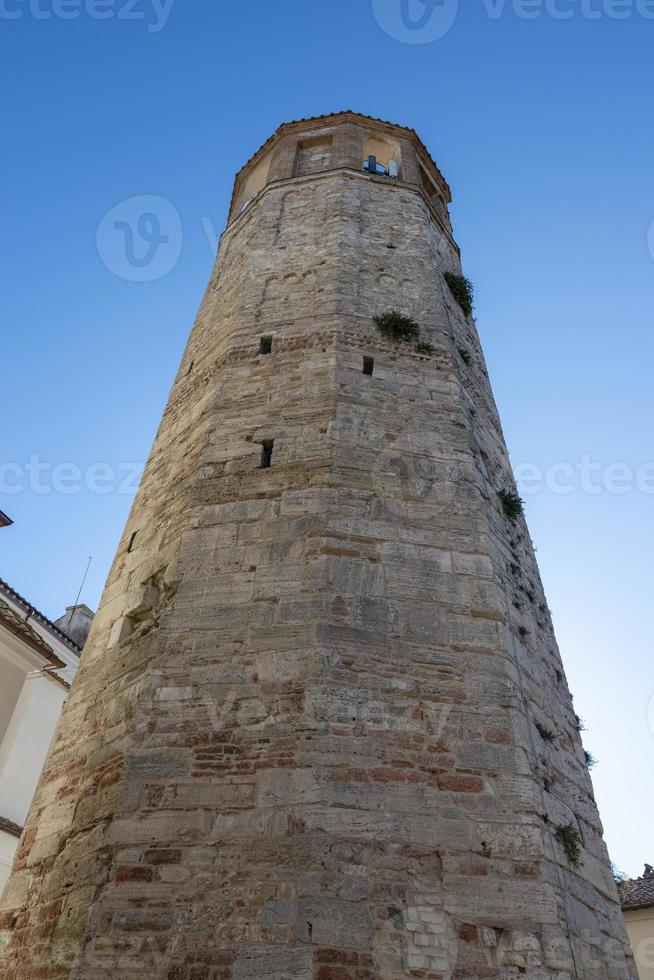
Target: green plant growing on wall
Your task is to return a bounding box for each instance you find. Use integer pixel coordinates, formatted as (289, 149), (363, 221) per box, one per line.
(415, 342), (435, 354)
(498, 489), (524, 523)
(457, 345), (472, 366)
(574, 714), (586, 733)
(373, 311), (421, 343)
(444, 272), (474, 317)
(556, 824), (583, 866)
(584, 751), (598, 770)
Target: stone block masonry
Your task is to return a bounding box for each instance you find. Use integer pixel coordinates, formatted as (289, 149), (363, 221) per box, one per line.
(0, 111), (636, 979)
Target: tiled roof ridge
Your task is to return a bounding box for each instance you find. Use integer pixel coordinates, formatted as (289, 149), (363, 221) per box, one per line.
(0, 578), (82, 654)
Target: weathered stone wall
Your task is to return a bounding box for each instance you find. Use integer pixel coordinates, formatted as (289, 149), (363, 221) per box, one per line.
(0, 114), (636, 980)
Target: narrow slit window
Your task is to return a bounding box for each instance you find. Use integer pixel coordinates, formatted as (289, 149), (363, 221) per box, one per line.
(127, 531), (138, 553)
(260, 440), (274, 469)
(186, 360), (194, 376)
(259, 336), (273, 355)
(363, 356), (375, 377)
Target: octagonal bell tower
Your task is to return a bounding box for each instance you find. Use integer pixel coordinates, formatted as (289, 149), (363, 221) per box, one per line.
(0, 112), (636, 980)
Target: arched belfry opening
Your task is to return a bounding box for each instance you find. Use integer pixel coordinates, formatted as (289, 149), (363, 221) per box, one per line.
(362, 133), (402, 178)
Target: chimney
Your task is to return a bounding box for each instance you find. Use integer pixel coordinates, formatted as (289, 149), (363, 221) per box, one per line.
(54, 604), (95, 649)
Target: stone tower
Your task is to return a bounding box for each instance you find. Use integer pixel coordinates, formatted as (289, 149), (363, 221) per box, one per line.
(0, 112), (635, 980)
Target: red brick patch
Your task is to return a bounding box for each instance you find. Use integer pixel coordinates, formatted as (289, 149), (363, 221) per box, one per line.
(485, 728), (511, 745)
(458, 861), (488, 877)
(438, 774), (484, 793)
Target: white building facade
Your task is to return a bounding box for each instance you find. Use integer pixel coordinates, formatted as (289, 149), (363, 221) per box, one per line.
(0, 580), (92, 894)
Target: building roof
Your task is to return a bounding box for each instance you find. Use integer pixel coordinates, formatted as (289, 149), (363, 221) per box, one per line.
(0, 511), (13, 528)
(234, 109), (452, 202)
(0, 816), (22, 839)
(618, 865), (654, 911)
(0, 594), (66, 668)
(0, 579), (82, 655)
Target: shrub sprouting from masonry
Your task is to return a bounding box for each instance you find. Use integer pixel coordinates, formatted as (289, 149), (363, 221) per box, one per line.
(373, 311), (421, 344)
(556, 823), (583, 866)
(444, 272), (474, 318)
(415, 342), (435, 355)
(498, 489), (524, 523)
(457, 345), (472, 366)
(584, 750), (598, 770)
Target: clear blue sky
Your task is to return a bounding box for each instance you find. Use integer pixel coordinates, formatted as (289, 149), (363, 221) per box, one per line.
(1, 1), (652, 876)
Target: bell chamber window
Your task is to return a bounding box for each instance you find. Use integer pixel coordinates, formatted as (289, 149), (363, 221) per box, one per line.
(362, 135), (402, 179)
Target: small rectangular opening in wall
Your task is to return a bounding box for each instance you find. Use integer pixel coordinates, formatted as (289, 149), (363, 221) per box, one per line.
(259, 336), (273, 355)
(186, 360), (194, 376)
(363, 356), (374, 377)
(260, 440), (274, 469)
(127, 531), (138, 553)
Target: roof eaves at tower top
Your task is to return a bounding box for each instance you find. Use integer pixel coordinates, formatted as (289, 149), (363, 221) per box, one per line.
(233, 110), (452, 202)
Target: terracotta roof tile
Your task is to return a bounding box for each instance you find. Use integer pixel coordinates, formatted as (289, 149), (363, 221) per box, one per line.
(618, 866), (654, 911)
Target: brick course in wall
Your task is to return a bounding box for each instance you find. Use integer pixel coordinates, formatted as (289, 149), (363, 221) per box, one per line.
(0, 112), (636, 979)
